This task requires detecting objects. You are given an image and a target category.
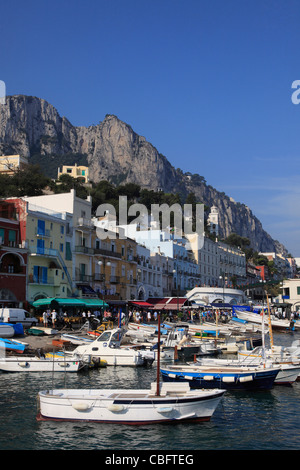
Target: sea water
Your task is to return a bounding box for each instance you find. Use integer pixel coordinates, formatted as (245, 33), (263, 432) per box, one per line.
(0, 331), (299, 451)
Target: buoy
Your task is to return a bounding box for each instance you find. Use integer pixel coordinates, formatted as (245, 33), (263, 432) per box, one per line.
(107, 404), (124, 412)
(72, 402), (91, 411)
(239, 375), (253, 382)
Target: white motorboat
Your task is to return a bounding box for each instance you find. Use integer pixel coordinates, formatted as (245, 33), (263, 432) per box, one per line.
(0, 354), (85, 372)
(70, 328), (155, 366)
(37, 382), (225, 424)
(235, 310), (294, 331)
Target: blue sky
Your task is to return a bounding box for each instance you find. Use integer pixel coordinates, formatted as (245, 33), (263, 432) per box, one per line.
(1, 0), (300, 256)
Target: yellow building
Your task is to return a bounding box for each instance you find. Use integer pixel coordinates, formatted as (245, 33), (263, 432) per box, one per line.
(92, 228), (138, 301)
(24, 201), (73, 303)
(0, 155), (29, 174)
(58, 164), (89, 183)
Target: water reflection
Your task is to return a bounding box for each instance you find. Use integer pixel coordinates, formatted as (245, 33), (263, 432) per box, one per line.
(1, 331), (300, 450)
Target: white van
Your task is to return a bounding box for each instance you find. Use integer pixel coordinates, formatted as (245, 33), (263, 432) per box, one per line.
(0, 308), (38, 327)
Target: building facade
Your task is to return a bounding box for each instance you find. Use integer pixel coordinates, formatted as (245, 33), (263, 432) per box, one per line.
(0, 199), (28, 307)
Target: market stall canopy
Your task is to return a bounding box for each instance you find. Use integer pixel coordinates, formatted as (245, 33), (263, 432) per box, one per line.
(162, 298), (188, 310)
(129, 301), (154, 308)
(81, 298), (109, 308)
(33, 298), (85, 308)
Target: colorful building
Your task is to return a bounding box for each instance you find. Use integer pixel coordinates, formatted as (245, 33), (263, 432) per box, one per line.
(0, 199), (28, 307)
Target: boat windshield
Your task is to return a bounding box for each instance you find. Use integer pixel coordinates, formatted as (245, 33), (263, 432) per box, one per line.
(96, 331), (112, 342)
(96, 330), (122, 346)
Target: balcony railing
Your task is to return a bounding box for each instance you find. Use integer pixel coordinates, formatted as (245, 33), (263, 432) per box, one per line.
(75, 245), (94, 255)
(94, 248), (122, 259)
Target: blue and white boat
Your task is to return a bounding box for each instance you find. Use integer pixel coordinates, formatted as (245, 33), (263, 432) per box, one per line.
(160, 363), (280, 390)
(0, 337), (28, 353)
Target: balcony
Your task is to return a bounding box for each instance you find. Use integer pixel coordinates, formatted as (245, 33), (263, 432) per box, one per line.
(29, 246), (59, 257)
(110, 275), (120, 283)
(75, 245), (94, 255)
(75, 217), (94, 228)
(28, 275), (54, 285)
(94, 247), (122, 259)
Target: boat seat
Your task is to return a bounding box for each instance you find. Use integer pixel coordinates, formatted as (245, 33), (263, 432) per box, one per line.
(161, 382), (190, 394)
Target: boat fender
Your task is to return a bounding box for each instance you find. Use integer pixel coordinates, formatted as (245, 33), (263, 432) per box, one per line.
(18, 362), (29, 367)
(168, 373), (177, 378)
(184, 375), (193, 380)
(222, 376), (236, 383)
(107, 404), (124, 412)
(239, 375), (253, 382)
(157, 406), (174, 413)
(72, 402), (91, 411)
(203, 375), (214, 381)
(58, 362), (70, 367)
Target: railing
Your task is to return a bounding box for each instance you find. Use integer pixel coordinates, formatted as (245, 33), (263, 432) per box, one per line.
(75, 245), (94, 254)
(28, 275), (54, 285)
(29, 246), (72, 287)
(94, 248), (122, 259)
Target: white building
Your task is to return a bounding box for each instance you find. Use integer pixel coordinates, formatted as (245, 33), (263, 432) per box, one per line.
(118, 223), (200, 295)
(186, 285), (247, 306)
(280, 278), (300, 312)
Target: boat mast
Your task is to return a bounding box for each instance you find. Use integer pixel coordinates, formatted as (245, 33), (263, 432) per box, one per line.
(156, 312), (161, 396)
(266, 293), (274, 353)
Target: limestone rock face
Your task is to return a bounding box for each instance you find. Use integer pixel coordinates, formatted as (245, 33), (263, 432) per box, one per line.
(0, 95), (286, 254)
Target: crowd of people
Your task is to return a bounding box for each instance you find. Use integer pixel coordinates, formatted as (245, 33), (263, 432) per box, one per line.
(40, 306), (233, 329)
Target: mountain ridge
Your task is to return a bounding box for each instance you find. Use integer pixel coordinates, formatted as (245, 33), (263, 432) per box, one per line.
(0, 94), (288, 255)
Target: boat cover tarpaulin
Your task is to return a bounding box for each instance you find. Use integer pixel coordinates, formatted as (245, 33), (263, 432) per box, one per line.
(163, 298), (187, 310)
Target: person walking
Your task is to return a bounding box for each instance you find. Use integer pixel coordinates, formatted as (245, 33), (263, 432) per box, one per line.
(51, 309), (57, 328)
(42, 310), (48, 327)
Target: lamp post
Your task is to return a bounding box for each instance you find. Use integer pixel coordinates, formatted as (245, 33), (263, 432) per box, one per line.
(98, 259), (111, 308)
(173, 268), (179, 314)
(219, 273), (227, 303)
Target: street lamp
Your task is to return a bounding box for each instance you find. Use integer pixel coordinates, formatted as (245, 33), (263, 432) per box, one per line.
(173, 268), (179, 314)
(98, 259), (111, 301)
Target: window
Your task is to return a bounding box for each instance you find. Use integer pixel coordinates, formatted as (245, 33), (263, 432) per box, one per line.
(37, 219), (45, 236)
(8, 230), (16, 246)
(65, 242), (72, 260)
(61, 225), (64, 234)
(60, 243), (63, 252)
(297, 287), (300, 296)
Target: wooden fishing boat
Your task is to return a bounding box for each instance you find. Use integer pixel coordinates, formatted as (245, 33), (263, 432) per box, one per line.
(235, 309), (294, 331)
(0, 355), (85, 372)
(37, 314), (225, 424)
(37, 382), (225, 424)
(0, 337), (27, 353)
(160, 363), (280, 390)
(196, 357), (300, 385)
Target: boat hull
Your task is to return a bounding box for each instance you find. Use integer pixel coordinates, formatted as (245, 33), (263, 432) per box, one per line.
(160, 366), (279, 390)
(0, 356), (82, 372)
(37, 385), (225, 424)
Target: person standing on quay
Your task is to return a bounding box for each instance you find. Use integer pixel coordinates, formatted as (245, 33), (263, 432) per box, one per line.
(42, 310), (48, 327)
(51, 309), (57, 328)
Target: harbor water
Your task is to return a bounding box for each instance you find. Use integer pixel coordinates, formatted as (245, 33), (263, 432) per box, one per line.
(0, 330), (300, 451)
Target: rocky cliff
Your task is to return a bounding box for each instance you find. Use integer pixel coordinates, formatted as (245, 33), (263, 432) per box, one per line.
(0, 94), (287, 254)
